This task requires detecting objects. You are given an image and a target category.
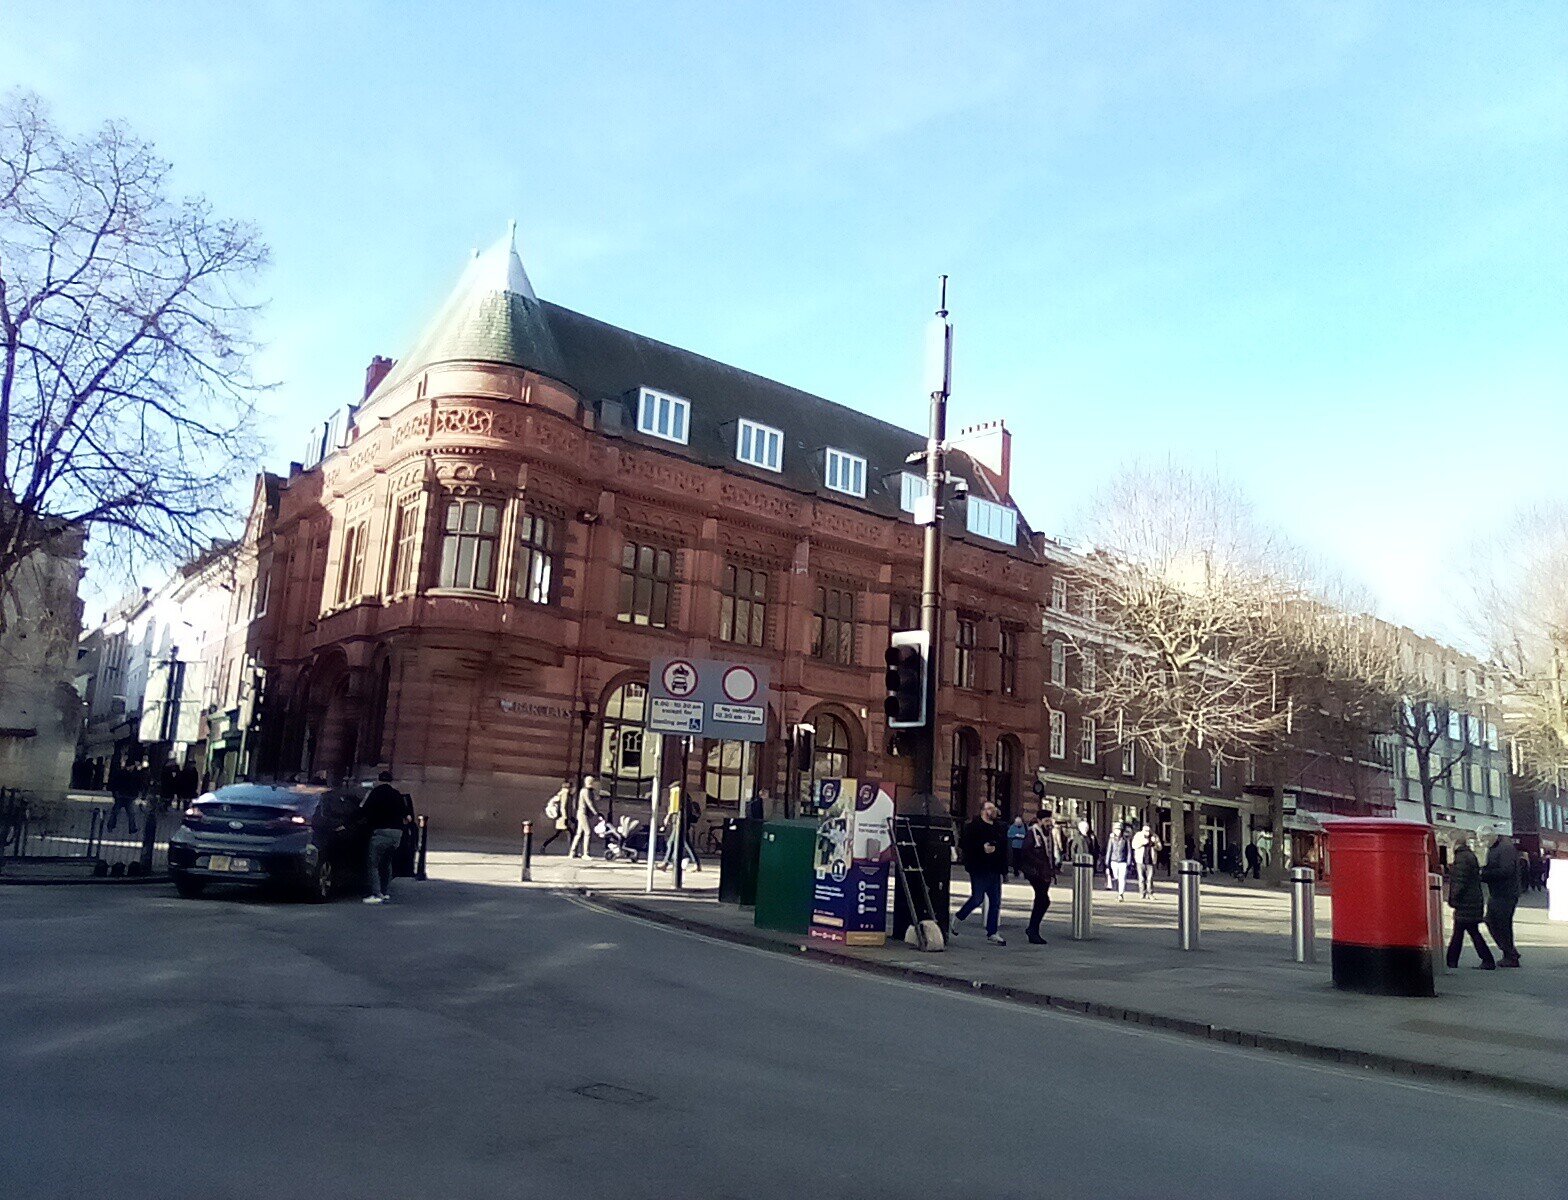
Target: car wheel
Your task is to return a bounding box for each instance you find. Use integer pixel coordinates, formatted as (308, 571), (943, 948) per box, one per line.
(306, 858), (335, 903)
(174, 873), (205, 899)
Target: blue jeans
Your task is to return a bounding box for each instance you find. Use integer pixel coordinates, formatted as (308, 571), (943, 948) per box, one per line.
(366, 828), (403, 898)
(660, 830), (700, 869)
(956, 869), (1003, 935)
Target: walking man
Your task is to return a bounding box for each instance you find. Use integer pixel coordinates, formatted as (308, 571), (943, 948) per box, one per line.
(1478, 824), (1523, 968)
(1244, 840), (1262, 880)
(659, 783), (702, 871)
(106, 759), (143, 836)
(1132, 823), (1161, 899)
(569, 775), (601, 860)
(1105, 821), (1133, 900)
(1069, 818), (1098, 868)
(1018, 809), (1058, 944)
(953, 800), (1008, 945)
(1446, 837), (1497, 970)
(360, 771), (411, 905)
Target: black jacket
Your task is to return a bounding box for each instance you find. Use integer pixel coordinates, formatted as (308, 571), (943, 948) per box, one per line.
(960, 817), (1008, 875)
(1448, 846), (1485, 924)
(361, 784), (411, 831)
(1480, 838), (1522, 905)
(1017, 825), (1057, 886)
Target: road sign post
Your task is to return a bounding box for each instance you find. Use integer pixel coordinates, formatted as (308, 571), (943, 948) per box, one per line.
(646, 657), (772, 888)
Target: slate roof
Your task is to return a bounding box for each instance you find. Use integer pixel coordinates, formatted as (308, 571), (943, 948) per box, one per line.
(369, 232), (1034, 554)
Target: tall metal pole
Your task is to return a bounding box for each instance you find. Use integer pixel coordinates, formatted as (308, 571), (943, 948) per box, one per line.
(916, 278), (953, 818)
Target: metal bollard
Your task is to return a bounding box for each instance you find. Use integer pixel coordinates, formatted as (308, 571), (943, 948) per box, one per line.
(521, 820), (534, 883)
(1071, 853), (1094, 940)
(415, 814), (429, 881)
(1178, 859), (1202, 951)
(1290, 866), (1316, 963)
(1428, 871), (1444, 965)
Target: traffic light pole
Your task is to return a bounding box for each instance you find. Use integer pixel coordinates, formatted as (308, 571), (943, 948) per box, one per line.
(915, 278), (953, 819)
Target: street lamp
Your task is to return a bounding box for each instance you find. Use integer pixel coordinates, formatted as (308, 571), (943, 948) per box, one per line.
(913, 278), (954, 816)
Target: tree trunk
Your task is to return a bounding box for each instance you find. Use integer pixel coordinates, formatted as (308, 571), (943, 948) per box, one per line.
(1168, 763), (1187, 875)
(1266, 768), (1287, 887)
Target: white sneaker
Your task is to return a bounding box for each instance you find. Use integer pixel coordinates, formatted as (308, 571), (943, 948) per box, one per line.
(987, 933), (1007, 946)
(362, 896), (384, 905)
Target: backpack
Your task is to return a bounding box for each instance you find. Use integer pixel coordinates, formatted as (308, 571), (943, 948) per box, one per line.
(544, 793), (563, 820)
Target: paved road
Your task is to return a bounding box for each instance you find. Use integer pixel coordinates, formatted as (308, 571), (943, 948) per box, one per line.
(0, 880), (1562, 1199)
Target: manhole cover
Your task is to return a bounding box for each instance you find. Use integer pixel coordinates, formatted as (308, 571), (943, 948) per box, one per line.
(573, 1082), (654, 1105)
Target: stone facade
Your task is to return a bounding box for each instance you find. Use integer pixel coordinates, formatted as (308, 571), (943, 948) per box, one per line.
(0, 527), (85, 798)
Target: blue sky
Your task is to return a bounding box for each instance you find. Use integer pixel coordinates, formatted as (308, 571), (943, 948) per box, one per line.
(6, 1), (1565, 639)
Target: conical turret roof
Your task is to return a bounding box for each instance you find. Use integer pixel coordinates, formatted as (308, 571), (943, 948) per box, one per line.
(369, 223), (566, 399)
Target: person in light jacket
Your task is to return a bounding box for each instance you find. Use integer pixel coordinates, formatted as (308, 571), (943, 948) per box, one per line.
(569, 775), (601, 860)
(1105, 822), (1133, 900)
(538, 781), (571, 855)
(1446, 838), (1496, 969)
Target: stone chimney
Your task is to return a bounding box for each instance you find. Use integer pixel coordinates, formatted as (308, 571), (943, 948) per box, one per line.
(362, 355), (394, 400)
(949, 420), (1012, 499)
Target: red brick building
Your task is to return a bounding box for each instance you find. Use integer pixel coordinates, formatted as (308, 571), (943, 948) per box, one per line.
(241, 231), (1044, 835)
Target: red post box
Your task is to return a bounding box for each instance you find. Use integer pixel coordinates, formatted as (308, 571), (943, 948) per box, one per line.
(1324, 818), (1436, 997)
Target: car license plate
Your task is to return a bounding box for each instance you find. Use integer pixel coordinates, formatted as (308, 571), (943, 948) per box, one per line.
(209, 855), (231, 872)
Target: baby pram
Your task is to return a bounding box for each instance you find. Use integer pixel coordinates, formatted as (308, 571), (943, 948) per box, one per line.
(596, 816), (643, 862)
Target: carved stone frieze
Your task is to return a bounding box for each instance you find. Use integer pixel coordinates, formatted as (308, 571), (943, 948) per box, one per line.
(618, 449), (711, 497)
(716, 478), (801, 524)
(391, 412), (431, 446)
(815, 505), (886, 549)
(433, 406), (495, 436)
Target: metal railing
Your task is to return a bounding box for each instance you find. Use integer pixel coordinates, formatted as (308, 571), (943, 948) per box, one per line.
(0, 789), (169, 879)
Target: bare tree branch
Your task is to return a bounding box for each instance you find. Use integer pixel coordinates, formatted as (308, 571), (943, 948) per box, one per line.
(0, 89), (269, 620)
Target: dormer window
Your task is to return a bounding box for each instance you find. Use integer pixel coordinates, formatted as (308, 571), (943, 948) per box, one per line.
(637, 387), (690, 445)
(736, 419), (783, 472)
(966, 497), (1017, 545)
(824, 448), (866, 497)
(899, 472), (930, 512)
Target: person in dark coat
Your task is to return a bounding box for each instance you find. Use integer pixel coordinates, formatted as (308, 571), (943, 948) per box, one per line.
(359, 772), (412, 904)
(1478, 826), (1523, 967)
(1446, 839), (1496, 970)
(953, 800), (1009, 944)
(106, 760), (143, 835)
(1018, 810), (1059, 944)
(1244, 841), (1262, 880)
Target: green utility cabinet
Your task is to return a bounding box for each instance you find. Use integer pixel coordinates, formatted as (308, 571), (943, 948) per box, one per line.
(754, 819), (818, 934)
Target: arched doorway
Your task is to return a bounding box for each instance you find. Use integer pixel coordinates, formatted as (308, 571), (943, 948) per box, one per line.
(993, 735), (1021, 819)
(361, 654), (393, 769)
(951, 727), (981, 821)
(596, 678), (653, 813)
(810, 712), (853, 785)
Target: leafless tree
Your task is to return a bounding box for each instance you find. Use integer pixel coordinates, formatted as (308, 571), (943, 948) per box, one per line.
(1467, 504), (1568, 784)
(1068, 464), (1292, 860)
(0, 90), (268, 622)
(1278, 603), (1473, 825)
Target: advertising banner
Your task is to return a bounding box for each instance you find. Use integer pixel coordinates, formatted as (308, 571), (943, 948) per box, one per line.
(810, 779), (892, 946)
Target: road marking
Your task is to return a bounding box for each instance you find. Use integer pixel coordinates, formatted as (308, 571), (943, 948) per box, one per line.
(564, 893), (1568, 1120)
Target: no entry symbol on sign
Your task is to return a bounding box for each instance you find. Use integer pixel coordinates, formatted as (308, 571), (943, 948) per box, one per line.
(661, 659), (700, 698)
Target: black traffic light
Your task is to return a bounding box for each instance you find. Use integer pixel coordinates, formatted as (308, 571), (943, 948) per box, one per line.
(884, 630), (929, 729)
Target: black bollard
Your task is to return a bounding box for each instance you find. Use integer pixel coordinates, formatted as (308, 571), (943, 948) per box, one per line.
(521, 820), (534, 882)
(415, 815), (429, 881)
